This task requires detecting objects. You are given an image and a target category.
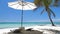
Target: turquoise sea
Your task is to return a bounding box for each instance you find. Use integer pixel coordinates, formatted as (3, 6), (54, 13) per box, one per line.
(0, 22), (60, 28)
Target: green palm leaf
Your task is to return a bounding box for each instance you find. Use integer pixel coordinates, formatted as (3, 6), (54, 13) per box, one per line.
(40, 9), (45, 15)
(34, 0), (42, 7)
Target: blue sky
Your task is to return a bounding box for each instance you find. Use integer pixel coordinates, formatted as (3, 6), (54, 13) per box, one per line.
(0, 0), (60, 22)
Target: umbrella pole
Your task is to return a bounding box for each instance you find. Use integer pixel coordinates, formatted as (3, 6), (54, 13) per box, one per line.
(21, 1), (23, 27)
(21, 9), (23, 27)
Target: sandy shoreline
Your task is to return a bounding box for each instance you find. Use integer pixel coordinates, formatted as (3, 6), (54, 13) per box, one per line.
(0, 25), (60, 34)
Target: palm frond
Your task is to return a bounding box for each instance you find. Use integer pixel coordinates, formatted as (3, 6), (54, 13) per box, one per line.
(48, 8), (56, 17)
(40, 9), (45, 15)
(47, 0), (52, 5)
(34, 0), (42, 7)
(33, 0), (42, 11)
(55, 0), (58, 3)
(54, 0), (59, 6)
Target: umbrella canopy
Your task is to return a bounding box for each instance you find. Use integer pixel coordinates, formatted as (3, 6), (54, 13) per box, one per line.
(8, 0), (37, 27)
(8, 1), (37, 10)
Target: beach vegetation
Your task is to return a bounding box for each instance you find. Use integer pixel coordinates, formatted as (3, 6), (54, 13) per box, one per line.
(33, 0), (59, 26)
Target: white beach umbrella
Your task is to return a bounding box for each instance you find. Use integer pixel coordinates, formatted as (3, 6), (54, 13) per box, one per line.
(8, 0), (37, 27)
(8, 1), (37, 10)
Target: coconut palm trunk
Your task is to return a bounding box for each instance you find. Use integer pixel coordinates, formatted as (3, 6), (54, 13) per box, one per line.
(48, 15), (55, 26)
(45, 7), (55, 26)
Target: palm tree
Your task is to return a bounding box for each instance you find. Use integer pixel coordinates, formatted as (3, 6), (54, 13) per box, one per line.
(33, 0), (59, 26)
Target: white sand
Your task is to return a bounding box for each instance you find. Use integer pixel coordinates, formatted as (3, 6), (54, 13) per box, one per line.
(0, 25), (60, 34)
(0, 28), (18, 34)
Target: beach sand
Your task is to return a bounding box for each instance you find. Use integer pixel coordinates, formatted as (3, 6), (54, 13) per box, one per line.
(0, 25), (60, 34)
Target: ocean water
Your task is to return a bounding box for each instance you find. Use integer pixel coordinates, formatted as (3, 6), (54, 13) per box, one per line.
(0, 22), (60, 28)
